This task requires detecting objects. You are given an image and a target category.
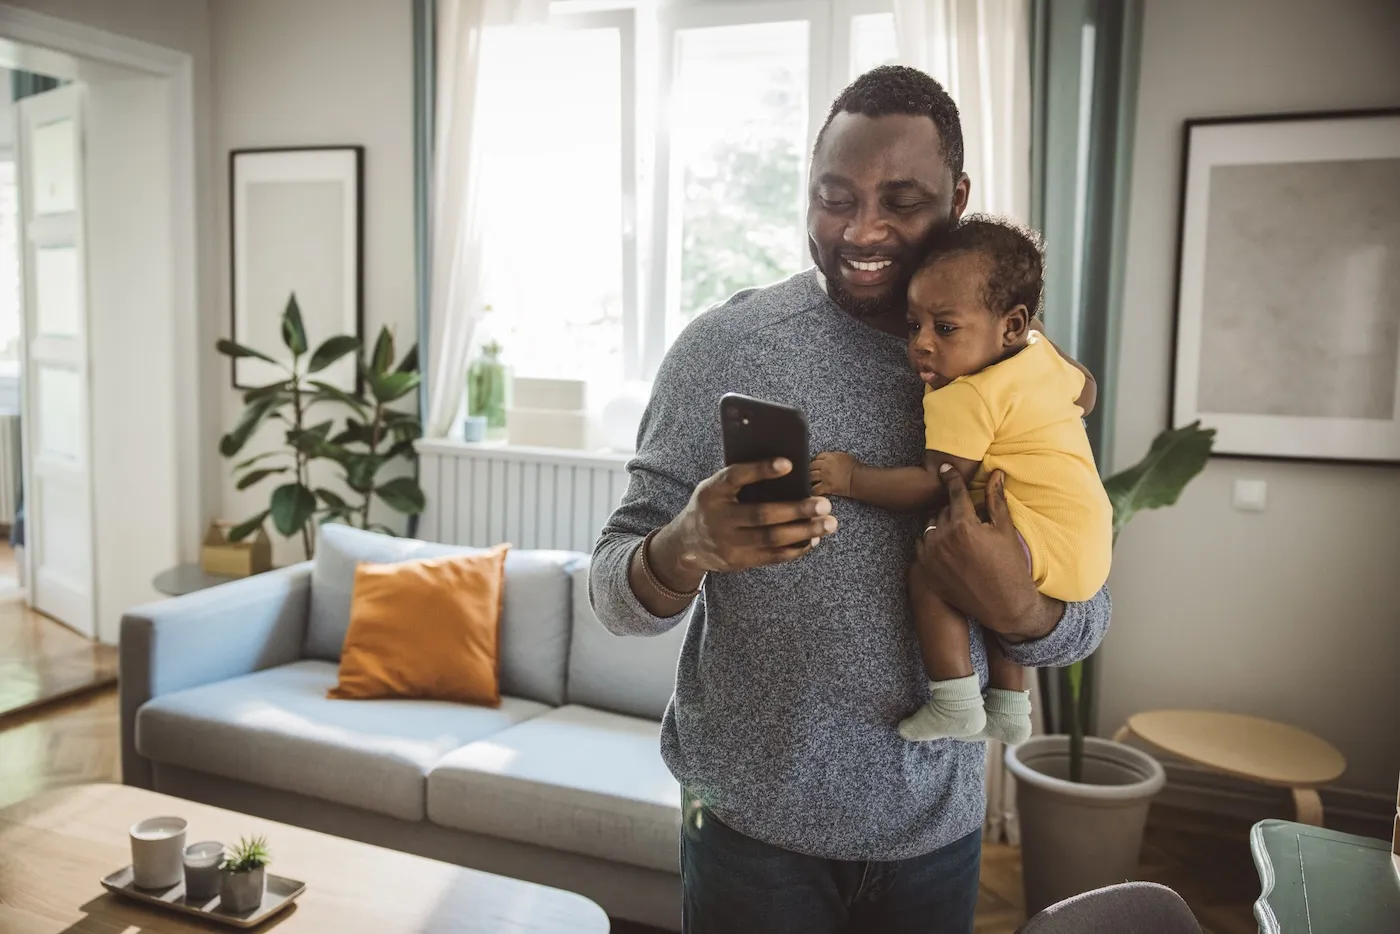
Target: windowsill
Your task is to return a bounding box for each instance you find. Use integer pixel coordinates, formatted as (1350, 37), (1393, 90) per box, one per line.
(415, 437), (632, 467)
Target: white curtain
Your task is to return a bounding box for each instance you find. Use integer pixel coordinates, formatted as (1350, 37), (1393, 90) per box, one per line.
(893, 0), (1031, 219)
(424, 0), (548, 438)
(893, 0), (1034, 845)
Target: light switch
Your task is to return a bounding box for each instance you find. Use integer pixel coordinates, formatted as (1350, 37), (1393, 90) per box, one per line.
(1232, 479), (1267, 512)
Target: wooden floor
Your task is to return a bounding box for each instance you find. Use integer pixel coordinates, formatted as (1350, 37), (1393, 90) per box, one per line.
(0, 612), (1267, 933)
(0, 560), (118, 720)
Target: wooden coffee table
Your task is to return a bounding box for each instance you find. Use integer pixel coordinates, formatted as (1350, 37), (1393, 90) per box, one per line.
(1114, 710), (1346, 826)
(0, 784), (611, 933)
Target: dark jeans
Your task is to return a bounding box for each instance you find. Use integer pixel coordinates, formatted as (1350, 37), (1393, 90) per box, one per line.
(680, 796), (981, 934)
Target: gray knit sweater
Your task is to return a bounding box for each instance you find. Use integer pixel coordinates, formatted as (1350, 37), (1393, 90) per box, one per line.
(590, 270), (1110, 861)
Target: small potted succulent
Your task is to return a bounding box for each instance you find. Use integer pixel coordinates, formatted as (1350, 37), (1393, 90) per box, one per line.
(219, 835), (270, 913)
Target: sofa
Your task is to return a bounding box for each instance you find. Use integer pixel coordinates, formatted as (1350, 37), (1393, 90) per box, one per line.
(119, 523), (688, 930)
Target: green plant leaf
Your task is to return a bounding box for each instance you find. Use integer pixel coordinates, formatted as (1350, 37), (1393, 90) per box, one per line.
(219, 397), (280, 457)
(1102, 421), (1216, 542)
(370, 326), (395, 375)
(395, 343), (419, 374)
(307, 380), (368, 412)
(221, 834), (271, 873)
(241, 380), (292, 406)
(233, 451), (284, 471)
(236, 467), (289, 490)
(315, 487), (350, 509)
(367, 370), (422, 405)
(390, 421), (422, 445)
(270, 483), (318, 537)
(331, 417), (375, 447)
(385, 438), (417, 461)
(227, 511), (269, 543)
(281, 294), (308, 356)
(307, 335), (361, 374)
(375, 476), (426, 515)
(216, 339), (280, 366)
(344, 454), (381, 493)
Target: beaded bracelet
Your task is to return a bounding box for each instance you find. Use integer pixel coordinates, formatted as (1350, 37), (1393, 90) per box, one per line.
(640, 529), (704, 603)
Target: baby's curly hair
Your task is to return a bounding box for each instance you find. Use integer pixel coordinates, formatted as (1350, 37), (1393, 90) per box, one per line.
(920, 214), (1045, 317)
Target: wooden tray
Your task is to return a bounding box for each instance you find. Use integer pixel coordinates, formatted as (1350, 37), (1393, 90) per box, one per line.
(102, 865), (306, 929)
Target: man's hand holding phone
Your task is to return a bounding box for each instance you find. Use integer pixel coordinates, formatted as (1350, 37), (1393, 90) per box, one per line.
(633, 459), (838, 614)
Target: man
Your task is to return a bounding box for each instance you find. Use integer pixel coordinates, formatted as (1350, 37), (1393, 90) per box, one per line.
(590, 66), (1109, 933)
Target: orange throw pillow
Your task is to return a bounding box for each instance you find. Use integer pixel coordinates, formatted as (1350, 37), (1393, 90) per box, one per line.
(328, 545), (510, 707)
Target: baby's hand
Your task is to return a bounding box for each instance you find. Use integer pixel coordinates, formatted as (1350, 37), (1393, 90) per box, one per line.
(811, 452), (857, 498)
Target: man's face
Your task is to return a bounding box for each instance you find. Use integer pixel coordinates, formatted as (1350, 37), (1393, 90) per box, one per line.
(807, 113), (970, 328)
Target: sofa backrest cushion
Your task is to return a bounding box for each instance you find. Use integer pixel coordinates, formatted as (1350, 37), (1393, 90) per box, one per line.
(566, 559), (686, 720)
(307, 523), (580, 706)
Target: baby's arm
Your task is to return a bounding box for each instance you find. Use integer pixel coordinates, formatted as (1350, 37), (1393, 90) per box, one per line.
(1029, 319), (1097, 415)
(811, 449), (980, 511)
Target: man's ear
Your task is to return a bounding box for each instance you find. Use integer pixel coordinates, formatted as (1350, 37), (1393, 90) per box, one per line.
(1002, 304), (1030, 346)
(951, 173), (971, 222)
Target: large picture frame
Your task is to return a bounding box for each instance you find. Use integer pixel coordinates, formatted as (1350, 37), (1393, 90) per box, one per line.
(1171, 109), (1400, 464)
(229, 145), (364, 391)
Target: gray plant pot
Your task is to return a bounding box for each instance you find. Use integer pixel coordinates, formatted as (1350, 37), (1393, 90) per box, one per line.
(1005, 735), (1166, 914)
(219, 867), (265, 914)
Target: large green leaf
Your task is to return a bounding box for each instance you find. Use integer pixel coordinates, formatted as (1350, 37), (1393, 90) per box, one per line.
(281, 294), (308, 356)
(241, 380), (292, 406)
(370, 327), (395, 376)
(344, 454), (381, 493)
(227, 511), (270, 543)
(367, 371), (422, 405)
(286, 421), (336, 458)
(236, 467), (289, 490)
(395, 343), (419, 375)
(376, 476), (426, 515)
(270, 483), (317, 536)
(1102, 421), (1215, 542)
(219, 396), (280, 457)
(216, 339), (280, 366)
(307, 380), (368, 412)
(315, 487), (350, 509)
(308, 336), (361, 374)
(385, 438), (417, 461)
(331, 418), (375, 447)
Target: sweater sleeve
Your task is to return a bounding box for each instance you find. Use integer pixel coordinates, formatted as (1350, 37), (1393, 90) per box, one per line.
(997, 585), (1111, 668)
(588, 324), (715, 637)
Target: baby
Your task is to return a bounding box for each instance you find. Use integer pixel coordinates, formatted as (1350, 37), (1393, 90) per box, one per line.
(812, 215), (1112, 745)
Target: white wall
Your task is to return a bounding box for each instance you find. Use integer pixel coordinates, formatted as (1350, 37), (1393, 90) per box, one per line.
(86, 76), (178, 640)
(1103, 0), (1400, 802)
(212, 0), (415, 564)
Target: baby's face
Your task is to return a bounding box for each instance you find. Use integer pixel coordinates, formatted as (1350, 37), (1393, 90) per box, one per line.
(905, 251), (1016, 389)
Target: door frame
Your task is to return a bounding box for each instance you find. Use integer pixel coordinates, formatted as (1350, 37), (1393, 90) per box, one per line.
(0, 4), (203, 576)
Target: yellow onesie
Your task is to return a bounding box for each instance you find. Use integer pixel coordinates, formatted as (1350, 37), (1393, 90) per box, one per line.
(922, 332), (1112, 603)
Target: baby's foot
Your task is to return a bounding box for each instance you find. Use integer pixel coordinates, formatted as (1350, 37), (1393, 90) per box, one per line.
(899, 675), (986, 742)
(976, 688), (1033, 745)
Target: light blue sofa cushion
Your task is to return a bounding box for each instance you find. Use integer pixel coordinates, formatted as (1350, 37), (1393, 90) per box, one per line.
(427, 704), (682, 873)
(567, 561), (686, 720)
(305, 523), (580, 706)
(136, 659), (550, 821)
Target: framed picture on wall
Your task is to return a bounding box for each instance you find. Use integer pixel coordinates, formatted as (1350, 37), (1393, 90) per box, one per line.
(1171, 109), (1400, 464)
(229, 145), (364, 391)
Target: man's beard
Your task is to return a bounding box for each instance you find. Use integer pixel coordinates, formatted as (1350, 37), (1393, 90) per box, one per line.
(810, 210), (956, 321)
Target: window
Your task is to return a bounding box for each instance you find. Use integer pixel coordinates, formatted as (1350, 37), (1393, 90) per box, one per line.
(475, 0), (896, 384)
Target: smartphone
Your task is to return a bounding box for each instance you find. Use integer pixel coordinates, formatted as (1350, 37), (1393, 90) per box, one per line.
(719, 393), (811, 503)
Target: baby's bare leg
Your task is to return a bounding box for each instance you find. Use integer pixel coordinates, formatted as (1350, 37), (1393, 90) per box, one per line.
(983, 629), (1024, 691)
(899, 566), (986, 742)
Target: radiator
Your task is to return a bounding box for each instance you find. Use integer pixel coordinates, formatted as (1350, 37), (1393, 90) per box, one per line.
(0, 415), (19, 525)
(416, 440), (631, 553)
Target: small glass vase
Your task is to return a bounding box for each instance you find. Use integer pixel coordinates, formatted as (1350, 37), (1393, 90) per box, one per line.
(467, 341), (508, 438)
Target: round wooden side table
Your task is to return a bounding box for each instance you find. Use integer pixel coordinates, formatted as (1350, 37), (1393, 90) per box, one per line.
(1113, 710), (1346, 826)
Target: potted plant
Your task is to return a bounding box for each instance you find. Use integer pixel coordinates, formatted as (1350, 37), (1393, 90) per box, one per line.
(216, 293), (426, 558)
(1004, 421), (1215, 914)
(219, 835), (270, 913)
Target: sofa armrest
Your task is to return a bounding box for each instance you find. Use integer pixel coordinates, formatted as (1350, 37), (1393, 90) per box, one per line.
(120, 563), (312, 789)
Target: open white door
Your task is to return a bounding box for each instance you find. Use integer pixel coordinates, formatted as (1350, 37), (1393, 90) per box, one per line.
(17, 83), (96, 638)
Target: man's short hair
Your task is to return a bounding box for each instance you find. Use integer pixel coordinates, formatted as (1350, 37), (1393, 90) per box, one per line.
(815, 65), (965, 178)
(921, 214), (1044, 317)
